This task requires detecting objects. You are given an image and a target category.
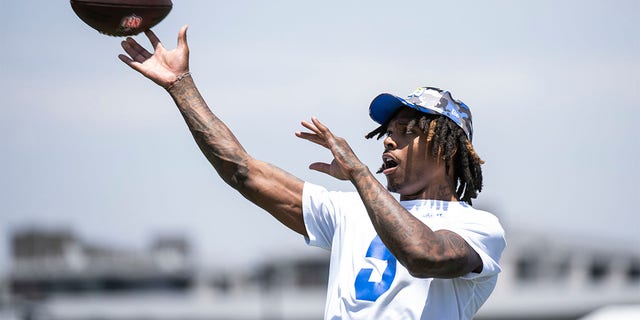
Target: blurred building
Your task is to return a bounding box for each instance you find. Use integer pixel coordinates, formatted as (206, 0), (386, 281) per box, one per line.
(1, 227), (639, 320)
(480, 230), (640, 319)
(8, 228), (193, 300)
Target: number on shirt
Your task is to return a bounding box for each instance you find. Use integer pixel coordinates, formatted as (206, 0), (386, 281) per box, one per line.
(354, 235), (397, 301)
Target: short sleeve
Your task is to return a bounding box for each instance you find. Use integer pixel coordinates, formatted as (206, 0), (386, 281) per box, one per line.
(447, 212), (506, 281)
(302, 182), (339, 250)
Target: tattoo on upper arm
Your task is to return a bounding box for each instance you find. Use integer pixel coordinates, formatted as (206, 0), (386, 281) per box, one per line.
(352, 169), (481, 276)
(440, 230), (483, 274)
(442, 231), (468, 257)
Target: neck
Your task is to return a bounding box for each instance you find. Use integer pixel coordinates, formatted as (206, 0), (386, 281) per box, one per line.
(399, 179), (458, 202)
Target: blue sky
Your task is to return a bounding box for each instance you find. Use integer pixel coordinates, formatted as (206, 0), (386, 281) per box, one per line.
(1, 0), (638, 270)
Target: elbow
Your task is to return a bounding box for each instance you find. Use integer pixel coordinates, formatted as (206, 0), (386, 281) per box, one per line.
(217, 158), (251, 191)
(404, 256), (440, 278)
(227, 160), (268, 199)
(405, 264), (433, 278)
(404, 255), (469, 279)
(227, 164), (250, 190)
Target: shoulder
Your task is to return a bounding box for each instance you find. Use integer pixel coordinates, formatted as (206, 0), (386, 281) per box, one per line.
(446, 204), (507, 279)
(452, 203), (504, 234)
(304, 182), (363, 204)
(303, 182), (365, 214)
(445, 203), (506, 255)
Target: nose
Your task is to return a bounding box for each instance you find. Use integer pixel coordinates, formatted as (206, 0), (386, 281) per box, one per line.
(383, 135), (397, 151)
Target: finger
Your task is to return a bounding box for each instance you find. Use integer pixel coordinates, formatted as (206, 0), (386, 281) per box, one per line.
(145, 29), (161, 50)
(311, 117), (331, 133)
(123, 37), (146, 53)
(309, 162), (331, 175)
(120, 40), (136, 59)
(300, 120), (321, 135)
(177, 25), (189, 51)
(118, 54), (144, 73)
(122, 38), (150, 62)
(295, 131), (329, 148)
(135, 34), (154, 59)
(309, 117), (338, 142)
(118, 53), (134, 65)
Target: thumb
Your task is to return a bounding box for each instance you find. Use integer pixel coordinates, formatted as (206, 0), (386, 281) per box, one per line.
(177, 25), (189, 50)
(309, 162), (331, 175)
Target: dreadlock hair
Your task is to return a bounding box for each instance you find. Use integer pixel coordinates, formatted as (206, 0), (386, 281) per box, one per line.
(365, 108), (485, 204)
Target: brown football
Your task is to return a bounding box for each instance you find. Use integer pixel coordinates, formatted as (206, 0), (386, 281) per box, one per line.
(70, 0), (173, 37)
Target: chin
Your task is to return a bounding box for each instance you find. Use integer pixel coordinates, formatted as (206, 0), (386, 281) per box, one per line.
(386, 180), (421, 198)
(385, 181), (400, 193)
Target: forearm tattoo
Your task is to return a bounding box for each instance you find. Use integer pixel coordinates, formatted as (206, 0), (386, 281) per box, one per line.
(168, 77), (249, 189)
(351, 171), (471, 277)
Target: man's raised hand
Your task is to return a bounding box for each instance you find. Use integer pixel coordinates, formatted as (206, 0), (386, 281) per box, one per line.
(296, 117), (368, 181)
(119, 25), (190, 90)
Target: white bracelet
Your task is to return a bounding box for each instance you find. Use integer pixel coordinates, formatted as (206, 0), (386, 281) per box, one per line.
(167, 71), (192, 90)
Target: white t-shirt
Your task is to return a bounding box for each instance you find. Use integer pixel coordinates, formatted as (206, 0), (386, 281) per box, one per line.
(302, 182), (506, 320)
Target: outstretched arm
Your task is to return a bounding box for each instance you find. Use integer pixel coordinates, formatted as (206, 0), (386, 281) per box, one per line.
(297, 118), (482, 278)
(119, 26), (306, 236)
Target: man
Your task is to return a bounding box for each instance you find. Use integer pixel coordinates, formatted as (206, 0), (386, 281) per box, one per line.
(119, 26), (505, 319)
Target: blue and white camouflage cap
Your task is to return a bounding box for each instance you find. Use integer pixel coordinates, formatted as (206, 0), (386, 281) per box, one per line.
(369, 87), (474, 142)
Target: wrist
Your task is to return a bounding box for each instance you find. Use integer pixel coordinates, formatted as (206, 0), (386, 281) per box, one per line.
(349, 164), (371, 183)
(166, 71), (192, 92)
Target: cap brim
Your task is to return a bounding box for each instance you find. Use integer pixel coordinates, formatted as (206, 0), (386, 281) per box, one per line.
(369, 93), (438, 125)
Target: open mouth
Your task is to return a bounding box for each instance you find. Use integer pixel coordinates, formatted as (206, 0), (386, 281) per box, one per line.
(377, 154), (399, 174)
